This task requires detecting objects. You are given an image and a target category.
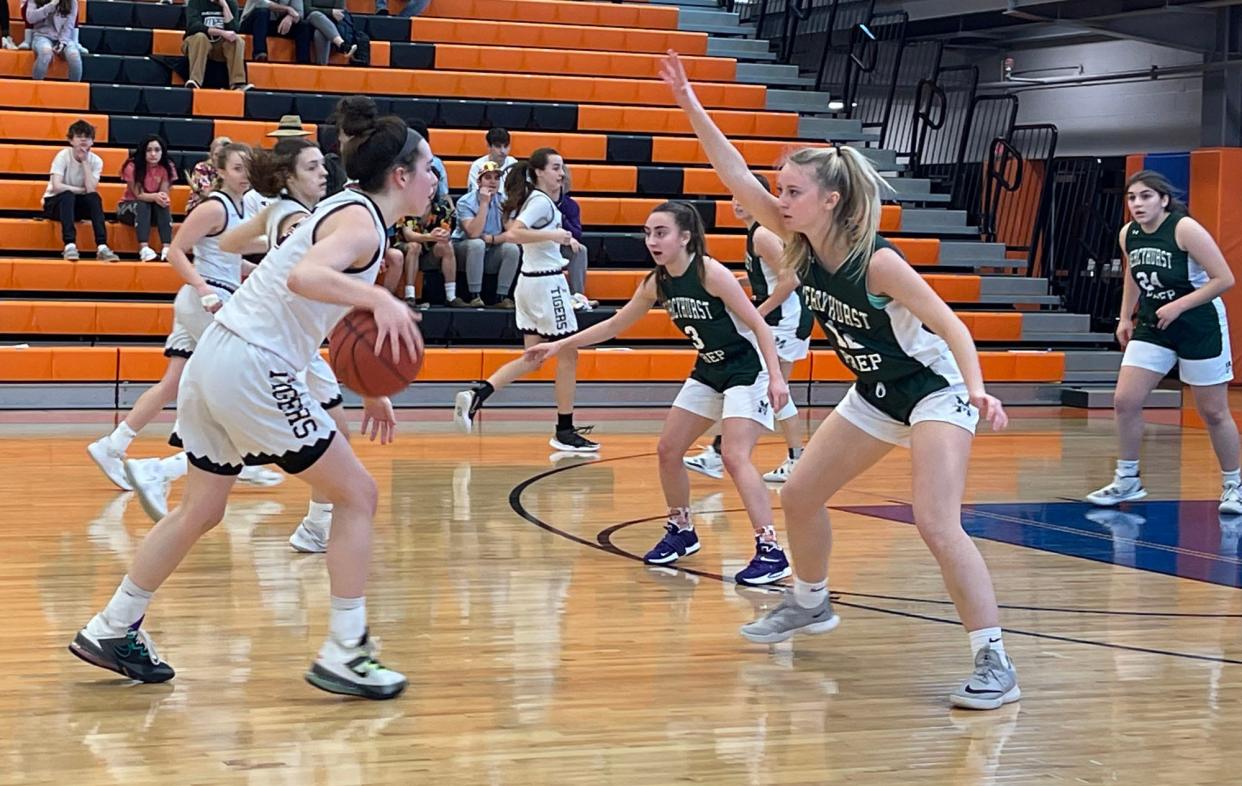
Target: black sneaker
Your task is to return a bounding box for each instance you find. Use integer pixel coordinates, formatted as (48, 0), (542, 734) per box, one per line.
(68, 615), (175, 683)
(549, 425), (600, 453)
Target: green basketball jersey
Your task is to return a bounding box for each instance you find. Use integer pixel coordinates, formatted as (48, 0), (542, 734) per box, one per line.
(744, 223), (814, 338)
(1126, 213), (1225, 359)
(658, 259), (765, 392)
(799, 235), (961, 422)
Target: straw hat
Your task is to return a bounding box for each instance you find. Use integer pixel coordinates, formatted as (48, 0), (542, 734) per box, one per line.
(267, 115), (311, 138)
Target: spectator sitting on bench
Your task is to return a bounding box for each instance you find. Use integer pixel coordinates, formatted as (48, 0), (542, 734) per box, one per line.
(452, 161), (518, 307)
(183, 0), (251, 90)
(186, 135), (232, 211)
(239, 0), (312, 64)
(118, 134), (178, 263)
(42, 119), (118, 262)
(26, 0), (82, 82)
(467, 127), (517, 193)
(394, 173), (460, 307)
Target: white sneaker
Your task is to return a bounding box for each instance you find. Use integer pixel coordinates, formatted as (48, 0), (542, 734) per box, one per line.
(1221, 482), (1242, 515)
(289, 519), (329, 553)
(239, 466), (284, 486)
(17, 39), (29, 50)
(2, 36), (16, 50)
(160, 246), (169, 261)
(683, 446), (724, 480)
(763, 456), (797, 483)
(1085, 474), (1147, 506)
(97, 244), (119, 262)
(138, 245), (158, 262)
(305, 631), (407, 700)
(125, 458), (170, 522)
(63, 242), (80, 261)
(454, 388), (479, 434)
(87, 437), (132, 490)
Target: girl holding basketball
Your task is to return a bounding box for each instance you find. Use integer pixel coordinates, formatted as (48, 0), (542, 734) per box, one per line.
(69, 106), (434, 700)
(86, 142), (283, 502)
(660, 51), (1018, 710)
(124, 138), (338, 531)
(452, 147), (600, 453)
(527, 201), (794, 585)
(1085, 170), (1239, 512)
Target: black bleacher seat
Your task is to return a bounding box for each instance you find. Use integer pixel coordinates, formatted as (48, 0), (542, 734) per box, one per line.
(607, 135), (654, 165)
(389, 43), (435, 70)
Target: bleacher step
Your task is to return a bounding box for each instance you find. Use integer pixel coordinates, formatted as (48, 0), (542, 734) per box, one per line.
(707, 37), (778, 62)
(735, 63), (817, 88)
(797, 116), (881, 144)
(766, 89), (832, 113)
(1061, 386), (1181, 409)
(677, 8), (755, 35)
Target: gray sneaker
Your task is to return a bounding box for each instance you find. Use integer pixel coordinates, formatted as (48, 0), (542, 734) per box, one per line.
(1085, 474), (1147, 506)
(739, 588), (840, 644)
(950, 646), (1020, 710)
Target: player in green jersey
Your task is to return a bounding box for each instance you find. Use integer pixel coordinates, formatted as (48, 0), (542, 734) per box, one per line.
(661, 50), (1018, 710)
(1086, 170), (1239, 512)
(527, 201), (796, 586)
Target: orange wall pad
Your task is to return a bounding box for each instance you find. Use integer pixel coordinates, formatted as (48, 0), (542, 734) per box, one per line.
(407, 18), (708, 56)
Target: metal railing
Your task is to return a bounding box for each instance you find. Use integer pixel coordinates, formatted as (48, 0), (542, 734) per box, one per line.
(981, 124), (1059, 277)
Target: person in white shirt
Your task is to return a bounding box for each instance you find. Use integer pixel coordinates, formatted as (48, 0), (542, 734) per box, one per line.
(466, 127), (517, 192)
(42, 119), (117, 261)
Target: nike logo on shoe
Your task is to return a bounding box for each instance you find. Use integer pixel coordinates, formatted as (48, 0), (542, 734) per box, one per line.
(962, 685), (1002, 696)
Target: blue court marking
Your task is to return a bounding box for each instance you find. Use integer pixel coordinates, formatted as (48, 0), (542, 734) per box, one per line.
(835, 500), (1242, 590)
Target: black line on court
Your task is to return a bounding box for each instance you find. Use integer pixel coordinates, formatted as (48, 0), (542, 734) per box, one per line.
(508, 452), (1242, 664)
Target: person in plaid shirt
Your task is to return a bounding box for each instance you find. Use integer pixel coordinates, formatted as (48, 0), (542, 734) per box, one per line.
(393, 180), (462, 307)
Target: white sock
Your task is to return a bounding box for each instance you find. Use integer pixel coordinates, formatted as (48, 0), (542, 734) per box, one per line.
(404, 285), (415, 299)
(445, 282), (457, 301)
(969, 626), (1008, 663)
(159, 451), (188, 481)
(1223, 468), (1240, 487)
(1116, 459), (1139, 479)
(792, 577), (827, 609)
(306, 501), (333, 529)
(109, 421), (138, 452)
(101, 575), (153, 631)
(329, 595), (366, 645)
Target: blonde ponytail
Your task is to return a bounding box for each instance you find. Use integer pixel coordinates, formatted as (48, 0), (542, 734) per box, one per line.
(778, 145), (892, 281)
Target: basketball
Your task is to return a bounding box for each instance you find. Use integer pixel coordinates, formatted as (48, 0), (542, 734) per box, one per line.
(328, 309), (423, 398)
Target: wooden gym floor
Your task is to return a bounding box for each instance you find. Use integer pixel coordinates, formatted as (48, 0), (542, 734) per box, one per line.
(0, 406), (1239, 785)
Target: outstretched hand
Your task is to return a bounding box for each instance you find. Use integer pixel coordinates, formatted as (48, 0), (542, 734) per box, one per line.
(659, 50), (696, 109)
(524, 341), (562, 366)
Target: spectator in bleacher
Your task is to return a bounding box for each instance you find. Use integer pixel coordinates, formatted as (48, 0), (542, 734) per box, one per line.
(240, 0), (312, 64)
(267, 114), (310, 139)
(26, 0), (83, 83)
(186, 135), (232, 211)
(306, 0), (358, 64)
(183, 0), (251, 91)
(118, 134), (178, 263)
(394, 175), (461, 307)
(322, 94), (375, 195)
(467, 128), (516, 192)
(374, 0), (428, 18)
(453, 161), (518, 307)
(406, 118), (448, 201)
(556, 166), (597, 311)
(43, 119), (118, 262)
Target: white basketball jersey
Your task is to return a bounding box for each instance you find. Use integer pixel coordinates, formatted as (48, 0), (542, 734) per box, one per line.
(216, 188), (387, 369)
(192, 191), (245, 290)
(264, 194), (313, 251)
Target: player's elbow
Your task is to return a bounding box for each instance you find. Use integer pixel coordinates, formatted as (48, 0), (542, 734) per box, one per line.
(286, 266), (310, 297)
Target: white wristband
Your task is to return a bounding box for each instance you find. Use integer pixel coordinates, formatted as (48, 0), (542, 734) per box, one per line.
(200, 293), (221, 310)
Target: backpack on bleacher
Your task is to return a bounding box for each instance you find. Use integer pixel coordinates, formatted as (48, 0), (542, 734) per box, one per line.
(336, 12), (370, 67)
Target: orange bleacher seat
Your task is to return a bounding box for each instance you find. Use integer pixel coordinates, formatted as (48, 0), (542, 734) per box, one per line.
(3, 259), (182, 293)
(440, 160), (638, 193)
(652, 137), (819, 167)
(0, 346), (118, 382)
(578, 106), (797, 138)
(415, 0), (679, 29)
(429, 129), (608, 161)
(247, 63), (765, 110)
(810, 350), (1064, 382)
(0, 110), (108, 143)
(434, 44), (735, 82)
(407, 18), (708, 56)
(213, 119), (320, 148)
(0, 180), (191, 214)
(0, 76), (87, 110)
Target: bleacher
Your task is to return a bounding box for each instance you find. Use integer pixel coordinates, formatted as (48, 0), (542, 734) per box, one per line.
(0, 0), (1114, 409)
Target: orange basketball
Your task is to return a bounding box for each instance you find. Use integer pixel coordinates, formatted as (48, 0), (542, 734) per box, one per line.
(328, 309), (423, 398)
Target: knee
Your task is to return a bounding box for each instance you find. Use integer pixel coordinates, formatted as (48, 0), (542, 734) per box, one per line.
(656, 436), (684, 466)
(338, 472), (378, 517)
(720, 444), (752, 477)
(1112, 390), (1145, 418)
(1199, 399), (1234, 428)
(912, 506), (961, 554)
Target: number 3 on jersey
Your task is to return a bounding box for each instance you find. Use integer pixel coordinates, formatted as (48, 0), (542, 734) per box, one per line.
(683, 325), (705, 350)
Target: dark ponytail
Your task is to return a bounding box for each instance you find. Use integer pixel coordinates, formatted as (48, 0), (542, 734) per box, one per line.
(341, 104), (423, 192)
(248, 138), (319, 197)
(502, 147), (557, 220)
(644, 200), (709, 299)
(1126, 169), (1189, 216)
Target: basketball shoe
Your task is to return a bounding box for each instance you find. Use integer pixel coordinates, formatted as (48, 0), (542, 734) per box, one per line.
(950, 646), (1020, 710)
(643, 522), (701, 565)
(87, 436), (132, 491)
(550, 425), (600, 453)
(1085, 474), (1147, 506)
(735, 535), (792, 586)
(68, 615), (175, 683)
(740, 588), (840, 643)
(683, 444), (724, 479)
(763, 456), (798, 483)
(305, 630), (407, 700)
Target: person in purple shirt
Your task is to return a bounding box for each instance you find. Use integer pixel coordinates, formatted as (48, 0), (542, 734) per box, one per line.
(556, 166), (597, 311)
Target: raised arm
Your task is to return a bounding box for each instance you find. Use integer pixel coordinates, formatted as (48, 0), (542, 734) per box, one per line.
(660, 51), (786, 237)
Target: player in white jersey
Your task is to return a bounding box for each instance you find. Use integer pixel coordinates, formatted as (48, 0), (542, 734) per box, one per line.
(452, 147), (600, 453)
(86, 142), (280, 493)
(124, 139), (341, 546)
(69, 108), (434, 700)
